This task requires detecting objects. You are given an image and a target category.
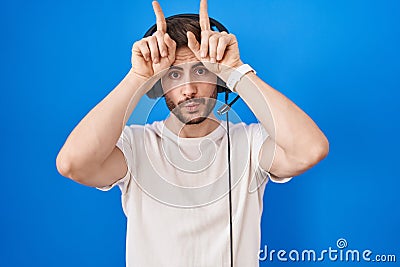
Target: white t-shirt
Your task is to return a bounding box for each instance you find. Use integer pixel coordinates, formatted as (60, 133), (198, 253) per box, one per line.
(98, 120), (291, 267)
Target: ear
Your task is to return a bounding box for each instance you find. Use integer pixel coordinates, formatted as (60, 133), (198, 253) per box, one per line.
(146, 79), (164, 99)
(217, 77), (229, 93)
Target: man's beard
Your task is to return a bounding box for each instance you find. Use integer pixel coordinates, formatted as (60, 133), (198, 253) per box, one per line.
(164, 88), (218, 125)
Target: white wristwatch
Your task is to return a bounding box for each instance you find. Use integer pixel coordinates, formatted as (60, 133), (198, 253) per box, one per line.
(226, 64), (256, 91)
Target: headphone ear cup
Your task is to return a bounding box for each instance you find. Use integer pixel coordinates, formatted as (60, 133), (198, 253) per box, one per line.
(217, 77), (229, 94)
(146, 79), (164, 99)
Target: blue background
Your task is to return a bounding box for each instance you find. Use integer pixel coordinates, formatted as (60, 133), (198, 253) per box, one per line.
(1, 0), (399, 266)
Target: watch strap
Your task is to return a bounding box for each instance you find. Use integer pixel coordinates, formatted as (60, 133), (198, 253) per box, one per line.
(226, 64), (256, 91)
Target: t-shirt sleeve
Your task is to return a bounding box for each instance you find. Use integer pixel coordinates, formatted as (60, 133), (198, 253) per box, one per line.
(249, 123), (293, 184)
(96, 126), (133, 194)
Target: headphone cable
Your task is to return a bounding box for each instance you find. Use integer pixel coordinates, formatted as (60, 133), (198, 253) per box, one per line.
(224, 90), (234, 267)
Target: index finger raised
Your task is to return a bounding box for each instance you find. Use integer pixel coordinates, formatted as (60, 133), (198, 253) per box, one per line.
(199, 0), (210, 31)
(152, 1), (167, 32)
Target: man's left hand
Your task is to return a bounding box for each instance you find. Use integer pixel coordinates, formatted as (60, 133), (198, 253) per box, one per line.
(187, 0), (243, 75)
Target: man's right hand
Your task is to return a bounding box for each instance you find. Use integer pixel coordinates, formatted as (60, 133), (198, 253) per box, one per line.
(131, 1), (176, 81)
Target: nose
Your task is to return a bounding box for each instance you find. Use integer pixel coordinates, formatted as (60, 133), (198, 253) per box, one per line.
(180, 81), (197, 98)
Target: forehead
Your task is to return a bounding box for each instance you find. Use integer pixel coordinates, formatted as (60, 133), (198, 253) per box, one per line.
(173, 46), (200, 66)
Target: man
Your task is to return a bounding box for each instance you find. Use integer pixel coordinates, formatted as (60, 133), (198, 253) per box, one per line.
(56, 0), (329, 266)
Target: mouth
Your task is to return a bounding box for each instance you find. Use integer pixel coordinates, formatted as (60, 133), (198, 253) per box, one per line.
(183, 102), (200, 112)
(177, 98), (205, 113)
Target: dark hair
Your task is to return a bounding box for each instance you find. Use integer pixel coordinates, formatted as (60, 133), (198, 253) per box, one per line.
(166, 17), (201, 48)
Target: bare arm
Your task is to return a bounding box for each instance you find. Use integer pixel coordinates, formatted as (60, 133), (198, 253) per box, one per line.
(188, 0), (329, 179)
(227, 71), (329, 179)
(56, 71), (148, 187)
(56, 1), (176, 187)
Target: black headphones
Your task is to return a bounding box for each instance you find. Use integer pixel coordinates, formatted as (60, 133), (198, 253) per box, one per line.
(143, 14), (230, 99)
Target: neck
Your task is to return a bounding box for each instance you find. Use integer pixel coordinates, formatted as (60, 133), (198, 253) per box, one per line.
(165, 113), (220, 138)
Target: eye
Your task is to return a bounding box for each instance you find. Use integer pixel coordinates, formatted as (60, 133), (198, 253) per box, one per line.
(168, 71), (181, 79)
(194, 67), (208, 76)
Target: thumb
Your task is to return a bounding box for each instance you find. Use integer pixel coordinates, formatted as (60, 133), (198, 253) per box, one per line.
(164, 33), (176, 60)
(187, 31), (201, 59)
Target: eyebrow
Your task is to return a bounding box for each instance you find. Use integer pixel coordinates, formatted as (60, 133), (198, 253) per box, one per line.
(169, 62), (204, 71)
